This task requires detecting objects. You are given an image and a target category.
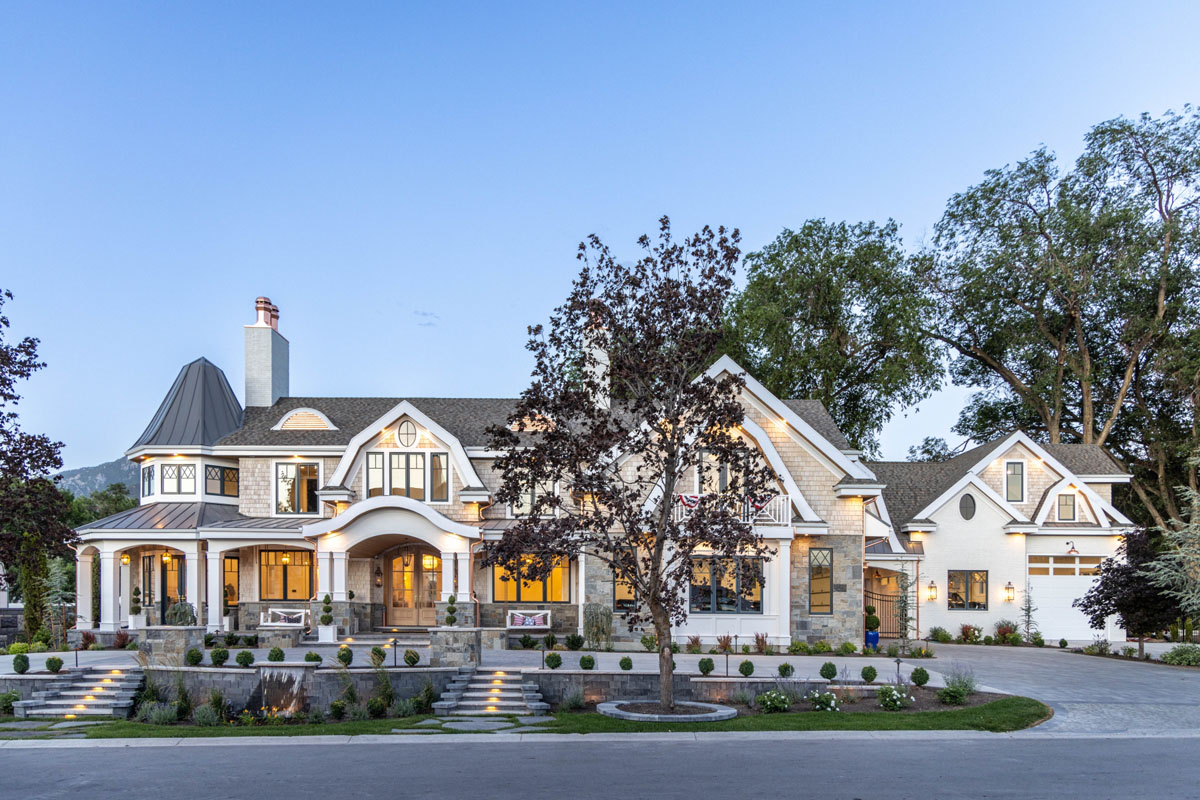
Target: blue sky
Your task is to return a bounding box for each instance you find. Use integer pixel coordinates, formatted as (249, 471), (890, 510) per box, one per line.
(2, 2), (1198, 470)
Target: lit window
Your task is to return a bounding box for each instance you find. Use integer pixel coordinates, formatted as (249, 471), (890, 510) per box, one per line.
(1005, 462), (1024, 503)
(259, 550), (312, 601)
(366, 453), (385, 498)
(430, 454), (449, 502)
(390, 453), (425, 500)
(809, 549), (832, 614)
(1058, 493), (1076, 521)
(223, 557), (239, 608)
(205, 466), (239, 497)
(276, 463), (319, 514)
(689, 556), (764, 614)
(947, 570), (988, 610)
(161, 464), (196, 494)
(492, 558), (570, 603)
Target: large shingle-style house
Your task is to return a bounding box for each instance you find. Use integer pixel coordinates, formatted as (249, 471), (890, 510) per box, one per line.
(73, 298), (1133, 645)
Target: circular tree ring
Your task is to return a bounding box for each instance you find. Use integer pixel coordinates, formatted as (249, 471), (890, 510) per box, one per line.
(597, 700), (737, 722)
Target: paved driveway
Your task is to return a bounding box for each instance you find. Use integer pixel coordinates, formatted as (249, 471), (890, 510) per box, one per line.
(920, 643), (1200, 734)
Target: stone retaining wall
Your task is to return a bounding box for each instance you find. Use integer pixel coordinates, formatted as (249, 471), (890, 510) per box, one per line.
(0, 674), (64, 700)
(525, 669), (825, 705)
(0, 608), (22, 646)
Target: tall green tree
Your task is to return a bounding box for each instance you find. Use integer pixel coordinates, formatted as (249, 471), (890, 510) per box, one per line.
(723, 219), (941, 455)
(917, 108), (1200, 526)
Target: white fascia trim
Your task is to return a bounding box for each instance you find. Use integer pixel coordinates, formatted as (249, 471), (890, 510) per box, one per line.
(1029, 526), (1134, 536)
(316, 488), (354, 501)
(1074, 474), (1132, 484)
(901, 522), (937, 534)
(458, 490), (492, 502)
(271, 407), (339, 431)
(705, 355), (875, 481)
(465, 448), (506, 458)
(1004, 523), (1040, 534)
(212, 446), (346, 456)
(1032, 477), (1116, 527)
(78, 529), (199, 541)
(327, 400), (485, 490)
(300, 494), (482, 539)
(738, 415), (821, 523)
(196, 530), (309, 542)
(913, 472), (1031, 524)
(792, 521), (831, 534)
(125, 446), (213, 459)
(835, 485), (884, 498)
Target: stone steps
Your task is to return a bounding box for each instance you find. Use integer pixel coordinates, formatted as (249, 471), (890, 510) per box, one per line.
(433, 668), (549, 717)
(13, 668), (143, 720)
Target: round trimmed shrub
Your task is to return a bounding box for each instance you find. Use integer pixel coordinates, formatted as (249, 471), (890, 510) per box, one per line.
(337, 646), (353, 666)
(304, 651), (322, 663)
(619, 656), (633, 671)
(910, 666), (930, 687)
(778, 662), (795, 678)
(45, 656), (63, 673)
(579, 655), (595, 670)
(12, 654), (29, 674)
(370, 646), (386, 666)
(329, 700), (347, 720)
(268, 647), (285, 662)
(738, 659), (754, 677)
(366, 697), (388, 718)
(819, 661), (837, 680)
(185, 648), (203, 666)
(861, 665), (877, 683)
(565, 633), (584, 651)
(320, 613), (334, 626)
(210, 647), (229, 666)
(697, 657), (714, 676)
(403, 649), (420, 667)
(236, 650), (255, 668)
(1059, 638), (1069, 648)
(983, 635), (994, 646)
(544, 652), (562, 669)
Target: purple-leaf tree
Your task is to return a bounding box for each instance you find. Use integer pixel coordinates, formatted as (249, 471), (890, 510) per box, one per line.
(484, 217), (779, 708)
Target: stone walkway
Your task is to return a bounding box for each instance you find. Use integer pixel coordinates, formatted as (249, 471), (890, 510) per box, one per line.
(0, 720), (105, 740)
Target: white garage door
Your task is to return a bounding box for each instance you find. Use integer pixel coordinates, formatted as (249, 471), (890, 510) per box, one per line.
(1027, 555), (1106, 640)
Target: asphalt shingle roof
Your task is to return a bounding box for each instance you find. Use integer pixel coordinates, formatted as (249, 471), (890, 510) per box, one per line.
(780, 399), (852, 451)
(130, 358), (244, 450)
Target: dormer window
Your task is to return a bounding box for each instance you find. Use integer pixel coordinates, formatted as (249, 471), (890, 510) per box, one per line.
(390, 453), (425, 500)
(1058, 493), (1076, 521)
(162, 464), (196, 495)
(1005, 461), (1024, 503)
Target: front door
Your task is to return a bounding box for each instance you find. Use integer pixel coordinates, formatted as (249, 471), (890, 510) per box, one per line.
(390, 548), (441, 626)
(160, 555), (183, 620)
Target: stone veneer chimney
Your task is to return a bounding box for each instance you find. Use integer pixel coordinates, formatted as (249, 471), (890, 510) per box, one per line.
(244, 296), (289, 407)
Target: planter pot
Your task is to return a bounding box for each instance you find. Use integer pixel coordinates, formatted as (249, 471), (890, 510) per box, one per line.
(222, 614), (236, 632)
(317, 625), (338, 644)
(865, 630), (880, 649)
(128, 613), (146, 630)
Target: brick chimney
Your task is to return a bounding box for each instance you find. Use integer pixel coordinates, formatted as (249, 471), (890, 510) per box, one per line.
(244, 296), (289, 407)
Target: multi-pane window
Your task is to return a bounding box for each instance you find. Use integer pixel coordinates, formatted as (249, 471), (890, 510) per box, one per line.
(512, 481), (553, 517)
(1005, 462), (1024, 502)
(205, 466), (239, 497)
(1057, 494), (1076, 521)
(492, 558), (570, 603)
(688, 557), (764, 614)
(276, 463), (319, 514)
(223, 556), (239, 609)
(161, 464), (196, 494)
(697, 450), (729, 494)
(141, 465), (155, 497)
(947, 570), (988, 610)
(809, 548), (833, 615)
(366, 453), (385, 498)
(390, 453), (425, 500)
(259, 550), (312, 601)
(430, 453), (449, 502)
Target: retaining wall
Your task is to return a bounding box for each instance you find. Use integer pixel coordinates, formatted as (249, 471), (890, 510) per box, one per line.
(525, 669), (826, 705)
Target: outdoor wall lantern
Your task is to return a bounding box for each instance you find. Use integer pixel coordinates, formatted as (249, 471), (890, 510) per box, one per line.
(280, 552), (290, 565)
(1066, 540), (1079, 555)
(926, 581), (937, 602)
(1004, 581), (1016, 602)
(120, 554), (130, 565)
(162, 552), (172, 563)
(374, 565), (383, 587)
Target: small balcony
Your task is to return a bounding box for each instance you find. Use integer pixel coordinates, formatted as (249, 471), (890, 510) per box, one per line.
(671, 493), (791, 526)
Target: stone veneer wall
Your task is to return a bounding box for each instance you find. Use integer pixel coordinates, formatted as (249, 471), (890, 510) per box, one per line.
(790, 534), (863, 643)
(478, 602), (579, 636)
(0, 608), (23, 646)
(0, 674), (63, 700)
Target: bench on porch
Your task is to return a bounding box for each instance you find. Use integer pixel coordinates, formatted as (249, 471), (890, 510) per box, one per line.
(506, 610), (552, 629)
(259, 608), (310, 628)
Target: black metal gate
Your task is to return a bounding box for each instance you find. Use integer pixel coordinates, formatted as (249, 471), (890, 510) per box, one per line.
(864, 589), (900, 638)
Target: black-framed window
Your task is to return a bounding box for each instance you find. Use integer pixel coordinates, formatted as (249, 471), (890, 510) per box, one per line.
(492, 558), (570, 603)
(697, 450), (730, 494)
(512, 481), (554, 517)
(390, 452), (425, 500)
(205, 466), (239, 497)
(276, 463), (319, 514)
(688, 556), (763, 614)
(430, 453), (449, 502)
(366, 452), (385, 498)
(259, 550), (312, 601)
(809, 548), (832, 615)
(948, 570), (988, 610)
(141, 465), (155, 497)
(161, 464), (196, 494)
(1005, 462), (1024, 502)
(141, 555), (155, 605)
(223, 556), (239, 609)
(1057, 494), (1076, 521)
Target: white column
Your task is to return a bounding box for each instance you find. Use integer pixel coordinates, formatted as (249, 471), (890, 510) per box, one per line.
(75, 553), (94, 629)
(316, 551), (333, 599)
(576, 552), (586, 635)
(440, 552), (455, 602)
(184, 549), (201, 621)
(98, 553), (120, 632)
(778, 542), (791, 644)
(331, 552), (348, 601)
(206, 551), (224, 632)
(119, 558), (130, 625)
(456, 551), (472, 603)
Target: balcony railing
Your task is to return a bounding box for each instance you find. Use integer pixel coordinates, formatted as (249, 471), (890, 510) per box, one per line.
(671, 493), (791, 526)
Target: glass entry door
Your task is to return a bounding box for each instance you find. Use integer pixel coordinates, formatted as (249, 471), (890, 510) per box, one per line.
(160, 555), (183, 620)
(389, 547), (441, 626)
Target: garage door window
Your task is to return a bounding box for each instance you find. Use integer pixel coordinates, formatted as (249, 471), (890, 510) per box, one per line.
(947, 570), (988, 610)
(1028, 555), (1102, 577)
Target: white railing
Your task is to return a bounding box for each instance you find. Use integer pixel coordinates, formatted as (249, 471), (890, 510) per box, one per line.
(671, 494), (791, 526)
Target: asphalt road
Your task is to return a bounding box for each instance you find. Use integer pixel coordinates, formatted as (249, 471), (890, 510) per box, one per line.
(3, 736), (1198, 800)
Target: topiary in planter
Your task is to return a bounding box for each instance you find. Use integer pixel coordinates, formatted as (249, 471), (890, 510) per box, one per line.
(697, 657), (714, 676)
(445, 594), (458, 626)
(579, 655), (595, 670)
(12, 654), (29, 674)
(861, 665), (877, 683)
(210, 648), (229, 666)
(268, 647), (285, 662)
(819, 661), (837, 680)
(130, 587), (142, 616)
(864, 605), (880, 632)
(185, 648), (203, 666)
(236, 650), (255, 668)
(739, 659), (754, 677)
(544, 652), (562, 669)
(910, 666), (930, 687)
(619, 656), (633, 671)
(45, 656), (63, 673)
(337, 646), (353, 667)
(320, 594), (334, 627)
(778, 662), (795, 678)
(370, 646), (386, 666)
(403, 649), (419, 667)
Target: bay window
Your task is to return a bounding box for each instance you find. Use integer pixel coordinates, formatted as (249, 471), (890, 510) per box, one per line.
(205, 466), (239, 497)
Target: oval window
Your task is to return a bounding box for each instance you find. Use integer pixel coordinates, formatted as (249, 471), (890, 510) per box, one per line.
(960, 493), (977, 520)
(397, 420), (418, 448)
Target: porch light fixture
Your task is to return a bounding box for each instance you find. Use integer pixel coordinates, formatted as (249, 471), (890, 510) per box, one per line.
(120, 554), (130, 565)
(402, 551), (414, 568)
(1066, 541), (1079, 555)
(374, 566), (383, 587)
(281, 553), (290, 565)
(926, 581), (938, 602)
(1004, 582), (1016, 602)
(162, 553), (172, 563)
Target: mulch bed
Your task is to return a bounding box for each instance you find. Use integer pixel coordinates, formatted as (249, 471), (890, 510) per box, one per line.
(616, 702), (715, 716)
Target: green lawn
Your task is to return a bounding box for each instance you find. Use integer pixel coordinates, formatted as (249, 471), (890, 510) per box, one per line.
(84, 714), (440, 738)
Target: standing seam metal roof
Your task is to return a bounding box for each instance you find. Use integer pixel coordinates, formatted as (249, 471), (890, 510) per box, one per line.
(129, 358), (244, 450)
